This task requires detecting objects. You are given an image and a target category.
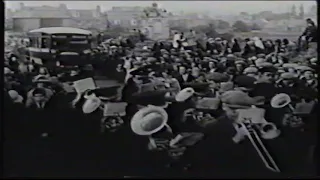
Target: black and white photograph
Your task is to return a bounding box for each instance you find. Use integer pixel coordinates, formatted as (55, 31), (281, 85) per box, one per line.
(3, 0), (318, 178)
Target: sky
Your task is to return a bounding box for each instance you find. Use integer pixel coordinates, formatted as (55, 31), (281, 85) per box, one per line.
(5, 1), (317, 16)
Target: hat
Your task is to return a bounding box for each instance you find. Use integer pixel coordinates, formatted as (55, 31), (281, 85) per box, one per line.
(8, 90), (23, 103)
(220, 90), (265, 109)
(206, 72), (230, 83)
(282, 63), (299, 69)
(257, 53), (266, 58)
(234, 75), (256, 90)
(82, 95), (102, 114)
(175, 87), (195, 102)
(142, 46), (149, 50)
(259, 66), (277, 73)
(227, 54), (236, 61)
(310, 57), (317, 63)
(130, 105), (168, 136)
(257, 62), (273, 68)
(295, 66), (314, 73)
(250, 56), (257, 61)
(243, 67), (258, 74)
(33, 75), (52, 83)
(255, 58), (265, 66)
(274, 63), (281, 68)
(4, 67), (13, 75)
(146, 57), (157, 63)
(280, 72), (297, 80)
(235, 60), (246, 65)
(219, 82), (234, 93)
(182, 82), (210, 93)
(160, 49), (169, 54)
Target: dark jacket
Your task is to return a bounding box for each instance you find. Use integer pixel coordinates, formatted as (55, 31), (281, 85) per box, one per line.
(302, 25), (317, 42)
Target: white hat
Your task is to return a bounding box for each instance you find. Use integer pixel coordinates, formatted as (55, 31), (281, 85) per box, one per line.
(82, 95), (102, 114)
(4, 67), (13, 75)
(130, 105), (168, 136)
(142, 46), (149, 50)
(243, 67), (258, 74)
(175, 87), (195, 102)
(8, 90), (23, 103)
(282, 63), (299, 69)
(310, 58), (317, 63)
(33, 75), (51, 83)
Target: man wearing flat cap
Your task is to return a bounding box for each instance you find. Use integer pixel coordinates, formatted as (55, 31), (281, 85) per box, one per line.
(174, 65), (195, 87)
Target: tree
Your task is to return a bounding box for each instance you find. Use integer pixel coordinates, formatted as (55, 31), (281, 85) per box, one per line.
(217, 20), (230, 29)
(240, 12), (249, 16)
(232, 20), (250, 32)
(251, 23), (262, 30)
(299, 4), (304, 19)
(291, 5), (296, 17)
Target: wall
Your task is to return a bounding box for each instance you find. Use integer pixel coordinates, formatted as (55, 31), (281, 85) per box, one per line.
(107, 8), (144, 28)
(62, 19), (78, 28)
(40, 18), (63, 27)
(141, 17), (170, 40)
(13, 18), (40, 32)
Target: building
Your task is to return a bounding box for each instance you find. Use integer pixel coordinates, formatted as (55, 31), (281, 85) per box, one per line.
(106, 6), (145, 28)
(5, 9), (13, 30)
(68, 5), (108, 31)
(12, 3), (75, 32)
(168, 13), (212, 29)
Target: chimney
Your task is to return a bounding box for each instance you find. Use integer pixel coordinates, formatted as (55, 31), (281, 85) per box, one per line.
(59, 3), (67, 9)
(96, 5), (101, 13)
(19, 3), (25, 10)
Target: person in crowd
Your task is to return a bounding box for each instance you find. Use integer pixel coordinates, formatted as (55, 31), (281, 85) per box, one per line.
(4, 28), (318, 178)
(175, 65), (195, 86)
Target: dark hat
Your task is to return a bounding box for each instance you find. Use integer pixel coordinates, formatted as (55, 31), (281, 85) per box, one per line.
(130, 66), (151, 76)
(182, 82), (210, 93)
(226, 67), (236, 75)
(131, 89), (171, 106)
(257, 53), (266, 58)
(234, 75), (256, 89)
(32, 88), (47, 96)
(259, 66), (277, 73)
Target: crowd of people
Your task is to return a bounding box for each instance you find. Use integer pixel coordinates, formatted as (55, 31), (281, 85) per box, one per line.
(4, 18), (318, 178)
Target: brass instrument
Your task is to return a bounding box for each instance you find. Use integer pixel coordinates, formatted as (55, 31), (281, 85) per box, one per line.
(233, 107), (281, 172)
(271, 93), (295, 112)
(271, 93), (315, 127)
(71, 78), (127, 133)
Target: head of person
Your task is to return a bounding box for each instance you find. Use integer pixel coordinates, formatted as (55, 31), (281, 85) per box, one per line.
(306, 18), (315, 27)
(32, 88), (47, 103)
(191, 67), (200, 77)
(259, 67), (277, 83)
(303, 70), (314, 80)
(39, 67), (49, 75)
(179, 65), (187, 75)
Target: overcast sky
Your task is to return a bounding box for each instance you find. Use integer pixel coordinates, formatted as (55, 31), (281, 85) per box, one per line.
(5, 1), (317, 15)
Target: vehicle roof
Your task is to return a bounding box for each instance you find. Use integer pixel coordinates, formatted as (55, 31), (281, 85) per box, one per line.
(29, 27), (92, 35)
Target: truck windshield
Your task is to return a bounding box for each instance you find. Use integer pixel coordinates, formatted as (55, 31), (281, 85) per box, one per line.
(52, 34), (91, 50)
